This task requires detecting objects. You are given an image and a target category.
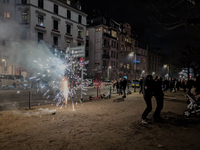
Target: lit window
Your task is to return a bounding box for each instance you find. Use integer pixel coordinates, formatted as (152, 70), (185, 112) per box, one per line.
(127, 64), (130, 69)
(86, 30), (89, 36)
(104, 29), (107, 33)
(124, 65), (126, 68)
(38, 15), (44, 26)
(111, 30), (117, 38)
(99, 28), (101, 31)
(78, 28), (82, 37)
(67, 0), (70, 5)
(4, 12), (10, 18)
(96, 28), (98, 32)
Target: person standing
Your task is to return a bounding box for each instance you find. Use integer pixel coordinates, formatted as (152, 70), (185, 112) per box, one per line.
(141, 75), (153, 124)
(122, 77), (127, 98)
(139, 77), (144, 94)
(153, 77), (164, 122)
(116, 80), (119, 94)
(119, 78), (123, 95)
(112, 79), (116, 93)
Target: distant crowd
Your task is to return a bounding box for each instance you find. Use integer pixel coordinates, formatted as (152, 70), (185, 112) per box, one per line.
(110, 75), (200, 124)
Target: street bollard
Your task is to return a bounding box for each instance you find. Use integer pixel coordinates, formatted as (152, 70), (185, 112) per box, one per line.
(97, 87), (99, 97)
(110, 86), (111, 97)
(29, 90), (31, 109)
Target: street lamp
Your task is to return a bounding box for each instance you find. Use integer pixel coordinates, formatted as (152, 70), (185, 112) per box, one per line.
(2, 59), (6, 75)
(164, 64), (169, 80)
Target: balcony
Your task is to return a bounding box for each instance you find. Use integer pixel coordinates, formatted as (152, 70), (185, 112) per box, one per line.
(102, 65), (108, 69)
(102, 54), (110, 59)
(102, 44), (110, 49)
(103, 33), (117, 39)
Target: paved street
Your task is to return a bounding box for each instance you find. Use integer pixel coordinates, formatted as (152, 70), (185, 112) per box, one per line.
(1, 89), (198, 150)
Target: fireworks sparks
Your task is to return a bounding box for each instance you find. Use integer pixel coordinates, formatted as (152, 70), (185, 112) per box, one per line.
(26, 47), (89, 111)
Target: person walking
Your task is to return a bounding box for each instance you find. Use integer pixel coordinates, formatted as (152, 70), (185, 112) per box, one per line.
(116, 80), (119, 94)
(122, 77), (127, 98)
(139, 77), (144, 94)
(141, 75), (153, 124)
(112, 79), (116, 93)
(153, 77), (164, 122)
(119, 78), (123, 95)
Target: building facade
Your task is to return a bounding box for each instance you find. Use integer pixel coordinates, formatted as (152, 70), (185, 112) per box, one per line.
(0, 0), (87, 76)
(85, 11), (120, 80)
(118, 23), (148, 80)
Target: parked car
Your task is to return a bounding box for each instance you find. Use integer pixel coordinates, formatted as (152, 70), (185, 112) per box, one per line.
(132, 79), (140, 87)
(0, 75), (31, 89)
(0, 75), (21, 88)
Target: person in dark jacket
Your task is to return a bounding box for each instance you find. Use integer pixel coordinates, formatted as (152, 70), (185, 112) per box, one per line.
(119, 79), (123, 95)
(141, 75), (153, 124)
(153, 77), (164, 122)
(122, 77), (127, 98)
(116, 80), (119, 94)
(139, 77), (144, 94)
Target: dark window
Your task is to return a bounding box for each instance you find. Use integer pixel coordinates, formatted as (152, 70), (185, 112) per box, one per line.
(21, 13), (28, 23)
(38, 0), (43, 8)
(103, 50), (106, 55)
(66, 24), (71, 34)
(86, 50), (89, 57)
(111, 51), (113, 57)
(53, 36), (58, 46)
(116, 62), (118, 68)
(114, 52), (115, 58)
(38, 32), (43, 42)
(116, 53), (118, 59)
(9, 76), (14, 80)
(78, 42), (81, 46)
(21, 0), (27, 4)
(67, 10), (71, 19)
(104, 39), (106, 45)
(7, 0), (9, 3)
(53, 20), (58, 30)
(54, 4), (58, 14)
(3, 0), (6, 3)
(86, 40), (89, 47)
(103, 60), (106, 66)
(78, 15), (82, 24)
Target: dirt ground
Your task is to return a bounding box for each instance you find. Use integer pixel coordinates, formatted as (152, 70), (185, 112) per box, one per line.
(0, 91), (200, 150)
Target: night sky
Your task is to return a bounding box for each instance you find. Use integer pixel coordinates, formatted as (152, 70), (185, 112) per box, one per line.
(80, 0), (200, 56)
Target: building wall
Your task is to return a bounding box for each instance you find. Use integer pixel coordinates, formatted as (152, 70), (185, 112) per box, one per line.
(86, 23), (119, 80)
(0, 0), (87, 75)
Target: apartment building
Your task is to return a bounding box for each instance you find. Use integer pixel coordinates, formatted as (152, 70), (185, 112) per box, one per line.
(85, 10), (120, 80)
(0, 0), (87, 76)
(118, 23), (148, 80)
